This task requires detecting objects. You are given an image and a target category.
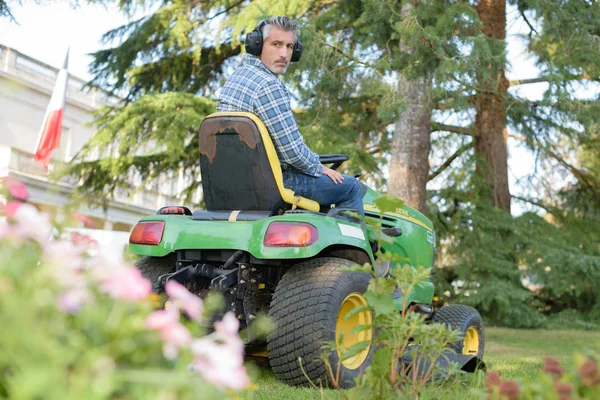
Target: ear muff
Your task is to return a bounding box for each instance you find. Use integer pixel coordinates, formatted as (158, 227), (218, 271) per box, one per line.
(291, 39), (303, 63)
(245, 20), (266, 57)
(244, 19), (303, 63)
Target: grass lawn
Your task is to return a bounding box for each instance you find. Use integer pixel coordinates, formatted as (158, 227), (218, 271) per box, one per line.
(241, 327), (600, 399)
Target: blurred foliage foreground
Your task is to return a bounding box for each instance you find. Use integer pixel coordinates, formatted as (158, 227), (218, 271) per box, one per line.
(0, 177), (250, 399)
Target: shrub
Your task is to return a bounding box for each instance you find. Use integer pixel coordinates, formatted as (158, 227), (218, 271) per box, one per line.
(328, 196), (476, 398)
(0, 178), (251, 399)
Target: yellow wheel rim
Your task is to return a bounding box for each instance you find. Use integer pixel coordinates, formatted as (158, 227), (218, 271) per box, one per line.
(462, 326), (480, 355)
(335, 292), (373, 370)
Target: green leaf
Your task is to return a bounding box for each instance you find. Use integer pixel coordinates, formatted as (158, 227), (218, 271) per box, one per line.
(373, 195), (405, 214)
(364, 290), (395, 316)
(337, 340), (371, 363)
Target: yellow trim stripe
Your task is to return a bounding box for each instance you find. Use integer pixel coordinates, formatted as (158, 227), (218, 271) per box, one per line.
(205, 112), (320, 213)
(364, 204), (433, 232)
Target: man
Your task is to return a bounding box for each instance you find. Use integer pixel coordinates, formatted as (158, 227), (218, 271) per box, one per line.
(217, 16), (365, 217)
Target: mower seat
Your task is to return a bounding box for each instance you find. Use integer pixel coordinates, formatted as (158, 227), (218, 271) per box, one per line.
(198, 112), (320, 214)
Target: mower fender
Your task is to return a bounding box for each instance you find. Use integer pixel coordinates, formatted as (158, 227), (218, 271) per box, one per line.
(128, 214), (375, 263)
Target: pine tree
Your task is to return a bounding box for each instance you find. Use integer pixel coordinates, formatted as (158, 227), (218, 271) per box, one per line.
(388, 3), (432, 214)
(0, 0), (14, 20)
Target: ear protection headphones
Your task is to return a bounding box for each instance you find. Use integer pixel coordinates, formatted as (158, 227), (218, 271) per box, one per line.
(245, 18), (303, 62)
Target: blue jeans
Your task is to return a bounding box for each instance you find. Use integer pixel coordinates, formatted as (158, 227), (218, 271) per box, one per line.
(282, 169), (365, 217)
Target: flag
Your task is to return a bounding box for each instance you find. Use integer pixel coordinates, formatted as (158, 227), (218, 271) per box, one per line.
(34, 47), (69, 168)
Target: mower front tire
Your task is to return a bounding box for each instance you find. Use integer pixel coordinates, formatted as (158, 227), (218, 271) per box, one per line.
(135, 254), (176, 293)
(267, 257), (374, 388)
(432, 304), (485, 358)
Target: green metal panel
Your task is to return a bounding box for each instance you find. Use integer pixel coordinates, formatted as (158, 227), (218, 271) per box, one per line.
(129, 186), (437, 308)
(361, 187), (436, 306)
(362, 187), (435, 270)
(394, 281), (436, 309)
(128, 213), (375, 263)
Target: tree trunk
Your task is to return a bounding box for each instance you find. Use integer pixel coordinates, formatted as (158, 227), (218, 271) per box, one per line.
(387, 3), (432, 214)
(388, 73), (432, 214)
(474, 0), (511, 212)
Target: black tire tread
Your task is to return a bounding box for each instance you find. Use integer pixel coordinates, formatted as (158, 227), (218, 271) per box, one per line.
(432, 304), (485, 357)
(135, 254), (176, 293)
(267, 257), (366, 387)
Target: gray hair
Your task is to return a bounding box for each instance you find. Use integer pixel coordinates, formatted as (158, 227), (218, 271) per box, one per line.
(261, 16), (299, 42)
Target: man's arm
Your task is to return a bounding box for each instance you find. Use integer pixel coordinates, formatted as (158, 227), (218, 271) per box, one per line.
(253, 81), (322, 177)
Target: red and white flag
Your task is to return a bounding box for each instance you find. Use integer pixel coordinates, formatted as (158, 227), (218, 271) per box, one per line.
(34, 48), (69, 168)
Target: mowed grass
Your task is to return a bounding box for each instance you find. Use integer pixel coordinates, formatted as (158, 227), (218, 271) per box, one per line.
(240, 328), (600, 400)
(485, 327), (600, 381)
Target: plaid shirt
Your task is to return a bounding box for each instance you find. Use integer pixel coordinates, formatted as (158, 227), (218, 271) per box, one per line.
(217, 55), (322, 177)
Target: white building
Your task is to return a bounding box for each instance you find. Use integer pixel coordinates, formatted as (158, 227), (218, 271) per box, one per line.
(0, 44), (181, 232)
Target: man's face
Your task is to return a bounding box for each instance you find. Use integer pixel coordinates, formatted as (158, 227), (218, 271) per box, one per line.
(259, 27), (295, 75)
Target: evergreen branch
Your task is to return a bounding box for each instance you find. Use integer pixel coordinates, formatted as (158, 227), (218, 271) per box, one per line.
(428, 142), (474, 181)
(209, 0), (244, 21)
(509, 74), (599, 87)
(319, 40), (384, 78)
(509, 77), (548, 86)
(431, 122), (475, 136)
(511, 194), (556, 214)
(509, 134), (600, 192)
(434, 96), (476, 111)
(0, 0), (17, 22)
(519, 10), (538, 37)
(507, 98), (585, 140)
(367, 145), (380, 155)
(520, 97), (600, 110)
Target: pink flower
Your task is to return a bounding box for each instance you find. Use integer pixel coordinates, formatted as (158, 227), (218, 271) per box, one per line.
(160, 320), (192, 347)
(0, 221), (8, 240)
(190, 336), (250, 390)
(214, 311), (240, 339)
(146, 308), (179, 330)
(485, 371), (502, 391)
(70, 232), (98, 247)
(498, 380), (520, 400)
(71, 211), (96, 228)
(3, 200), (23, 219)
(5, 177), (29, 201)
(99, 267), (152, 301)
(11, 203), (53, 245)
(58, 288), (91, 313)
(190, 313), (249, 390)
(214, 312), (244, 357)
(45, 240), (83, 270)
(43, 241), (88, 290)
(146, 308), (192, 360)
(165, 280), (203, 321)
(543, 357), (564, 380)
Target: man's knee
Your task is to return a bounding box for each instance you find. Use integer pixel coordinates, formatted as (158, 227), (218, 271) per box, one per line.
(348, 175), (360, 191)
(345, 176), (361, 198)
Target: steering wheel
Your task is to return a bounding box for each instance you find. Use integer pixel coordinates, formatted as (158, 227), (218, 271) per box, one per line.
(318, 154), (349, 171)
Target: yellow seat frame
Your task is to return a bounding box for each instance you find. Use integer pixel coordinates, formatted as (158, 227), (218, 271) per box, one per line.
(204, 112), (321, 213)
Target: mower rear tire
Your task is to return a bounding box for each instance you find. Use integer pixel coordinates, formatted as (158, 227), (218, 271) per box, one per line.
(135, 254), (176, 293)
(432, 304), (484, 358)
(267, 257), (374, 388)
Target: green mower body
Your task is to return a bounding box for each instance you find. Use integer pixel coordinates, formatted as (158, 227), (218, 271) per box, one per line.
(128, 112), (483, 387)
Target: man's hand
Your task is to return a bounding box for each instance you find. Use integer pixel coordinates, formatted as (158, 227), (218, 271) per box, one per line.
(322, 166), (344, 184)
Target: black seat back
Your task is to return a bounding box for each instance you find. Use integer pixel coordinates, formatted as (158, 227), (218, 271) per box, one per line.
(199, 113), (287, 212)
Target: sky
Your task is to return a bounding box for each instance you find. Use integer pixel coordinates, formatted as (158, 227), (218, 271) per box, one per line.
(0, 1), (133, 81)
(0, 1), (561, 214)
